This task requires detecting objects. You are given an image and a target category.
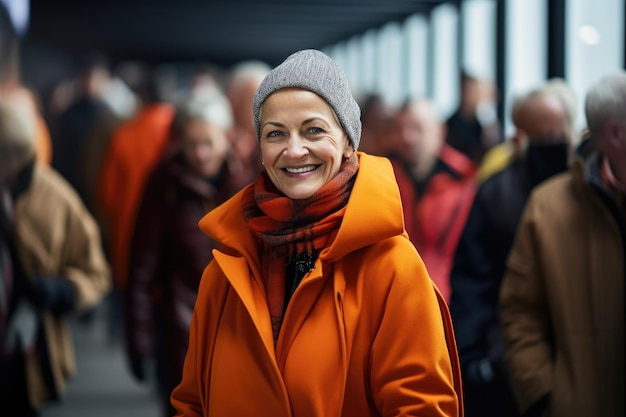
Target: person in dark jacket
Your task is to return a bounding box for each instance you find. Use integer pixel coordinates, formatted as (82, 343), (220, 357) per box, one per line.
(124, 89), (236, 417)
(449, 81), (577, 417)
(445, 72), (501, 165)
(51, 53), (111, 201)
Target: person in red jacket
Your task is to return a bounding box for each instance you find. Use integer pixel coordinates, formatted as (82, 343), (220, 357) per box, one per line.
(388, 98), (477, 301)
(171, 49), (462, 417)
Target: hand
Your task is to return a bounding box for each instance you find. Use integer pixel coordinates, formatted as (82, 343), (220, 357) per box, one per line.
(25, 276), (75, 314)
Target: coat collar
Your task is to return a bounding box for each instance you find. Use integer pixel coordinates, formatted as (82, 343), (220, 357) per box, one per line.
(199, 152), (406, 267)
(199, 152), (406, 363)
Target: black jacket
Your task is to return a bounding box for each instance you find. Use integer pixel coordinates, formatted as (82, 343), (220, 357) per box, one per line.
(449, 156), (535, 417)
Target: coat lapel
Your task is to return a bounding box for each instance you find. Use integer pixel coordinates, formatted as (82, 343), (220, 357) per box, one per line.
(212, 251), (276, 358)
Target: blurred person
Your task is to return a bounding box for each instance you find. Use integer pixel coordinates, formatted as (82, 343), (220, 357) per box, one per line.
(388, 98), (477, 301)
(171, 49), (462, 416)
(476, 92), (528, 183)
(0, 2), (52, 165)
(358, 93), (390, 155)
(478, 78), (578, 183)
(449, 81), (577, 417)
(51, 52), (112, 201)
(187, 63), (220, 100)
(499, 71), (625, 417)
(99, 62), (141, 119)
(78, 61), (140, 216)
(226, 59), (271, 190)
(0, 100), (111, 416)
(125, 90), (238, 417)
(445, 72), (501, 166)
(45, 78), (75, 120)
(98, 65), (175, 292)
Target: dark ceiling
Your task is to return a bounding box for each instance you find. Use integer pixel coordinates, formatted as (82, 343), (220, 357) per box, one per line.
(27, 0), (449, 67)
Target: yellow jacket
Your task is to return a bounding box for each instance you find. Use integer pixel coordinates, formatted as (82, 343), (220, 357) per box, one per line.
(172, 153), (462, 416)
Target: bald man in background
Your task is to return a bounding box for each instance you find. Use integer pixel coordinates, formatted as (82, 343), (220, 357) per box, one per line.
(388, 98), (477, 301)
(448, 81), (577, 417)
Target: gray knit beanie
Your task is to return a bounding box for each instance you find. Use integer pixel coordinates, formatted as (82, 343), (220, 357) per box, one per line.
(253, 49), (361, 150)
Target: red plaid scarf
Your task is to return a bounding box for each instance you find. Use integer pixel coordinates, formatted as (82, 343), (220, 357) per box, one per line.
(242, 153), (359, 342)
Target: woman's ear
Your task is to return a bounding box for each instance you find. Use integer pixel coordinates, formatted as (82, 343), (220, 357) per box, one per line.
(343, 137), (354, 159)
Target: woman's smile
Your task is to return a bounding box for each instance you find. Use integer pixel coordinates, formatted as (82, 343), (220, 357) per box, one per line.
(283, 165), (320, 174)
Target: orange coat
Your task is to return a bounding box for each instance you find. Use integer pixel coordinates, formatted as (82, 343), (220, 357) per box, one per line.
(172, 153), (463, 417)
(35, 114), (52, 165)
(98, 104), (174, 288)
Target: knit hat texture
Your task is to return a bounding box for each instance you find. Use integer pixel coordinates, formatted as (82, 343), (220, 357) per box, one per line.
(253, 49), (361, 150)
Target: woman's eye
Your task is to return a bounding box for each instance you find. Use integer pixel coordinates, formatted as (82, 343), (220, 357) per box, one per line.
(266, 130), (283, 138)
(307, 127), (324, 135)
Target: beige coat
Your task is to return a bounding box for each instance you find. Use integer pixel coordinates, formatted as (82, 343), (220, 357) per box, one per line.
(499, 155), (624, 417)
(13, 164), (111, 408)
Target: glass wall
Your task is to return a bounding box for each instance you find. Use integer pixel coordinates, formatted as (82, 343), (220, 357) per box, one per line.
(566, 0), (625, 130)
(461, 0), (496, 82)
(503, 0), (548, 136)
(323, 0), (625, 135)
(431, 3), (460, 118)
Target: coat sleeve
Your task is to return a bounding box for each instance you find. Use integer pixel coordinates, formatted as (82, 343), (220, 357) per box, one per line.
(10, 165), (110, 408)
(367, 239), (462, 417)
(60, 211), (111, 311)
(13, 166), (110, 312)
(171, 288), (204, 417)
(96, 133), (128, 245)
(498, 196), (553, 414)
(171, 260), (230, 416)
(56, 174), (111, 312)
(125, 171), (167, 359)
(449, 190), (499, 367)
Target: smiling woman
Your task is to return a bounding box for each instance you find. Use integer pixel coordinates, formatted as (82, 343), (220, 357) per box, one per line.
(259, 88), (352, 200)
(170, 49), (463, 417)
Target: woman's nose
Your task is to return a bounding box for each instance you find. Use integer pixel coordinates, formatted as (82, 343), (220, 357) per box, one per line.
(283, 135), (308, 158)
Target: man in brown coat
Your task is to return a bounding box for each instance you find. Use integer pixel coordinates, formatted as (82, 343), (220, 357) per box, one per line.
(499, 71), (625, 417)
(0, 99), (111, 416)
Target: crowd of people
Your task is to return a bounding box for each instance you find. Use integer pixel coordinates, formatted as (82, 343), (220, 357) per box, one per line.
(2, 3), (624, 417)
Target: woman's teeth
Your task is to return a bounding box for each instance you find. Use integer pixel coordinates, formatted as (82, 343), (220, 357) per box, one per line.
(285, 165), (317, 174)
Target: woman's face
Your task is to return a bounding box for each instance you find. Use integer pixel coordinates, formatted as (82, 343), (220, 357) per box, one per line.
(180, 118), (230, 179)
(259, 88), (352, 200)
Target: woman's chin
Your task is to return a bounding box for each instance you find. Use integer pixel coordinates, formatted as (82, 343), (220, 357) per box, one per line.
(281, 186), (319, 200)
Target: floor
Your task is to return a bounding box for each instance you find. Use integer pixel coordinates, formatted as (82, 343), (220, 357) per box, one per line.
(40, 303), (162, 417)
